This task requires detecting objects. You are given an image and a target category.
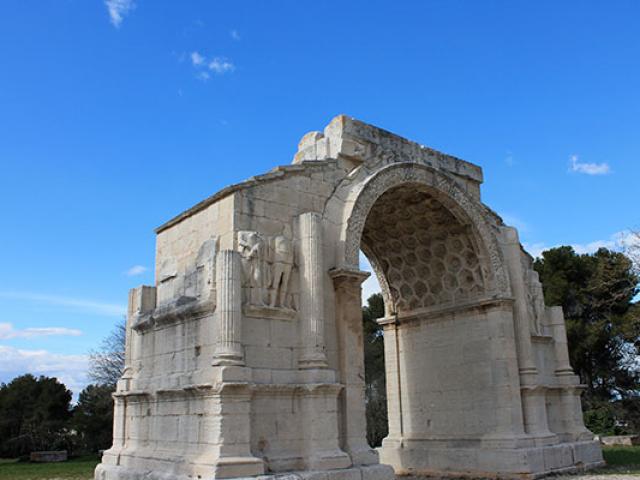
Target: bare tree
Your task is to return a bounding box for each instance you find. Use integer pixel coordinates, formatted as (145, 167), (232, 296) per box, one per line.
(88, 318), (126, 387)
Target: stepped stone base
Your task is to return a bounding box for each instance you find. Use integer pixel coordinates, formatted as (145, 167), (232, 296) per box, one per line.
(96, 461), (394, 480)
(379, 440), (603, 479)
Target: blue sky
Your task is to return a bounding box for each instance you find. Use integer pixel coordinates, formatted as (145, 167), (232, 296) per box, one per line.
(1, 0), (639, 397)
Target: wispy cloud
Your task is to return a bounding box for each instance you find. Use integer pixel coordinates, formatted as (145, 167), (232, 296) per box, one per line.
(209, 58), (235, 74)
(189, 51), (235, 80)
(569, 154), (610, 175)
(190, 51), (205, 66)
(0, 323), (82, 340)
(505, 151), (514, 167)
(105, 0), (135, 28)
(125, 265), (147, 276)
(230, 29), (241, 41)
(0, 291), (126, 317)
(524, 230), (638, 259)
(0, 345), (89, 398)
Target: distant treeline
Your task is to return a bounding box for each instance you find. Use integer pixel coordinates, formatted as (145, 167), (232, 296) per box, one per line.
(0, 374), (114, 458)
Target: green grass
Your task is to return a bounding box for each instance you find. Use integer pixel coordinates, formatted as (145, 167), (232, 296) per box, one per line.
(0, 446), (638, 479)
(0, 455), (99, 480)
(595, 445), (640, 475)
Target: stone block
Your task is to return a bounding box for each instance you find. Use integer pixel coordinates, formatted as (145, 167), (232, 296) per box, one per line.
(30, 451), (67, 463)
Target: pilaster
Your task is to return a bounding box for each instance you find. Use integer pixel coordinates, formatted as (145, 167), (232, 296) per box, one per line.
(213, 250), (245, 366)
(330, 268), (379, 466)
(297, 212), (329, 369)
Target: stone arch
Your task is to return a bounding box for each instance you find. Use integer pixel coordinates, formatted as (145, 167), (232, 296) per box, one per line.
(341, 163), (511, 309)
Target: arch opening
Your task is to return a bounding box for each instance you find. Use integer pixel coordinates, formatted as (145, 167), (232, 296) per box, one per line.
(359, 182), (492, 448)
(360, 183), (489, 318)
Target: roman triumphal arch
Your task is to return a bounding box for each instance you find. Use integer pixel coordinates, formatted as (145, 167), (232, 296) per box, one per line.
(96, 115), (603, 480)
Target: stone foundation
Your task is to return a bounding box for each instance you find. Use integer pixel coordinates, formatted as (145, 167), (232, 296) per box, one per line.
(380, 440), (603, 479)
(96, 461), (394, 480)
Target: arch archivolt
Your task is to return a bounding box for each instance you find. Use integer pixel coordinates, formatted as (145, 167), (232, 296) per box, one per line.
(337, 163), (511, 311)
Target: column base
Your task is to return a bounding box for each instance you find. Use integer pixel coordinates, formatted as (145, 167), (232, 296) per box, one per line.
(307, 449), (352, 470)
(378, 437), (604, 479)
(345, 442), (380, 466)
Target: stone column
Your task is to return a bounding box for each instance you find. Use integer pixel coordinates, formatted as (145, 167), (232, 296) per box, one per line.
(547, 307), (593, 441)
(331, 268), (379, 466)
(298, 212), (329, 369)
(483, 303), (527, 441)
(213, 249), (245, 366)
(500, 227), (557, 444)
(520, 386), (555, 443)
(499, 227), (537, 377)
(557, 386), (593, 441)
(547, 306), (574, 376)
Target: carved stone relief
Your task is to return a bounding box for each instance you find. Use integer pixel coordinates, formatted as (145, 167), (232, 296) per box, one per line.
(156, 238), (218, 307)
(526, 269), (546, 336)
(237, 229), (296, 318)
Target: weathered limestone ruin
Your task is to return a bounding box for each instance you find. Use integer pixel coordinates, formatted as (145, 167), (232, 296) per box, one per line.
(95, 116), (603, 480)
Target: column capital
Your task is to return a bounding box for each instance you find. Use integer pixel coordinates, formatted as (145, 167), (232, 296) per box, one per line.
(329, 268), (370, 285)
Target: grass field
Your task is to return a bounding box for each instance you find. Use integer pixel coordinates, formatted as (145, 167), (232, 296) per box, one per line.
(0, 446), (639, 479)
(0, 455), (99, 480)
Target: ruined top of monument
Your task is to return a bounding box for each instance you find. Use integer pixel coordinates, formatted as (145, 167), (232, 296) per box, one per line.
(156, 115), (483, 233)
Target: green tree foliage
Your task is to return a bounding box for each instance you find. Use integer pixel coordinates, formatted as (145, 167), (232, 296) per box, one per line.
(0, 374), (73, 457)
(534, 246), (640, 433)
(72, 384), (114, 454)
(362, 293), (388, 447)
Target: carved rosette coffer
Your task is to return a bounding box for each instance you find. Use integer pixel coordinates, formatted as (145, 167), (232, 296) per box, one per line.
(212, 249), (245, 366)
(298, 212), (328, 369)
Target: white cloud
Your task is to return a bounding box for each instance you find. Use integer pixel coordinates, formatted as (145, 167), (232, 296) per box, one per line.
(523, 230), (639, 259)
(208, 57), (235, 74)
(0, 345), (89, 398)
(522, 242), (548, 260)
(230, 29), (241, 41)
(0, 291), (126, 317)
(0, 323), (82, 340)
(105, 0), (135, 28)
(125, 265), (147, 276)
(188, 52), (235, 78)
(190, 51), (205, 66)
(569, 154), (610, 175)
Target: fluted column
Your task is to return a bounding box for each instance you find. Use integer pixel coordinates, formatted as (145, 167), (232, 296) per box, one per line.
(500, 227), (557, 444)
(213, 249), (244, 366)
(298, 212), (328, 369)
(499, 227), (537, 376)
